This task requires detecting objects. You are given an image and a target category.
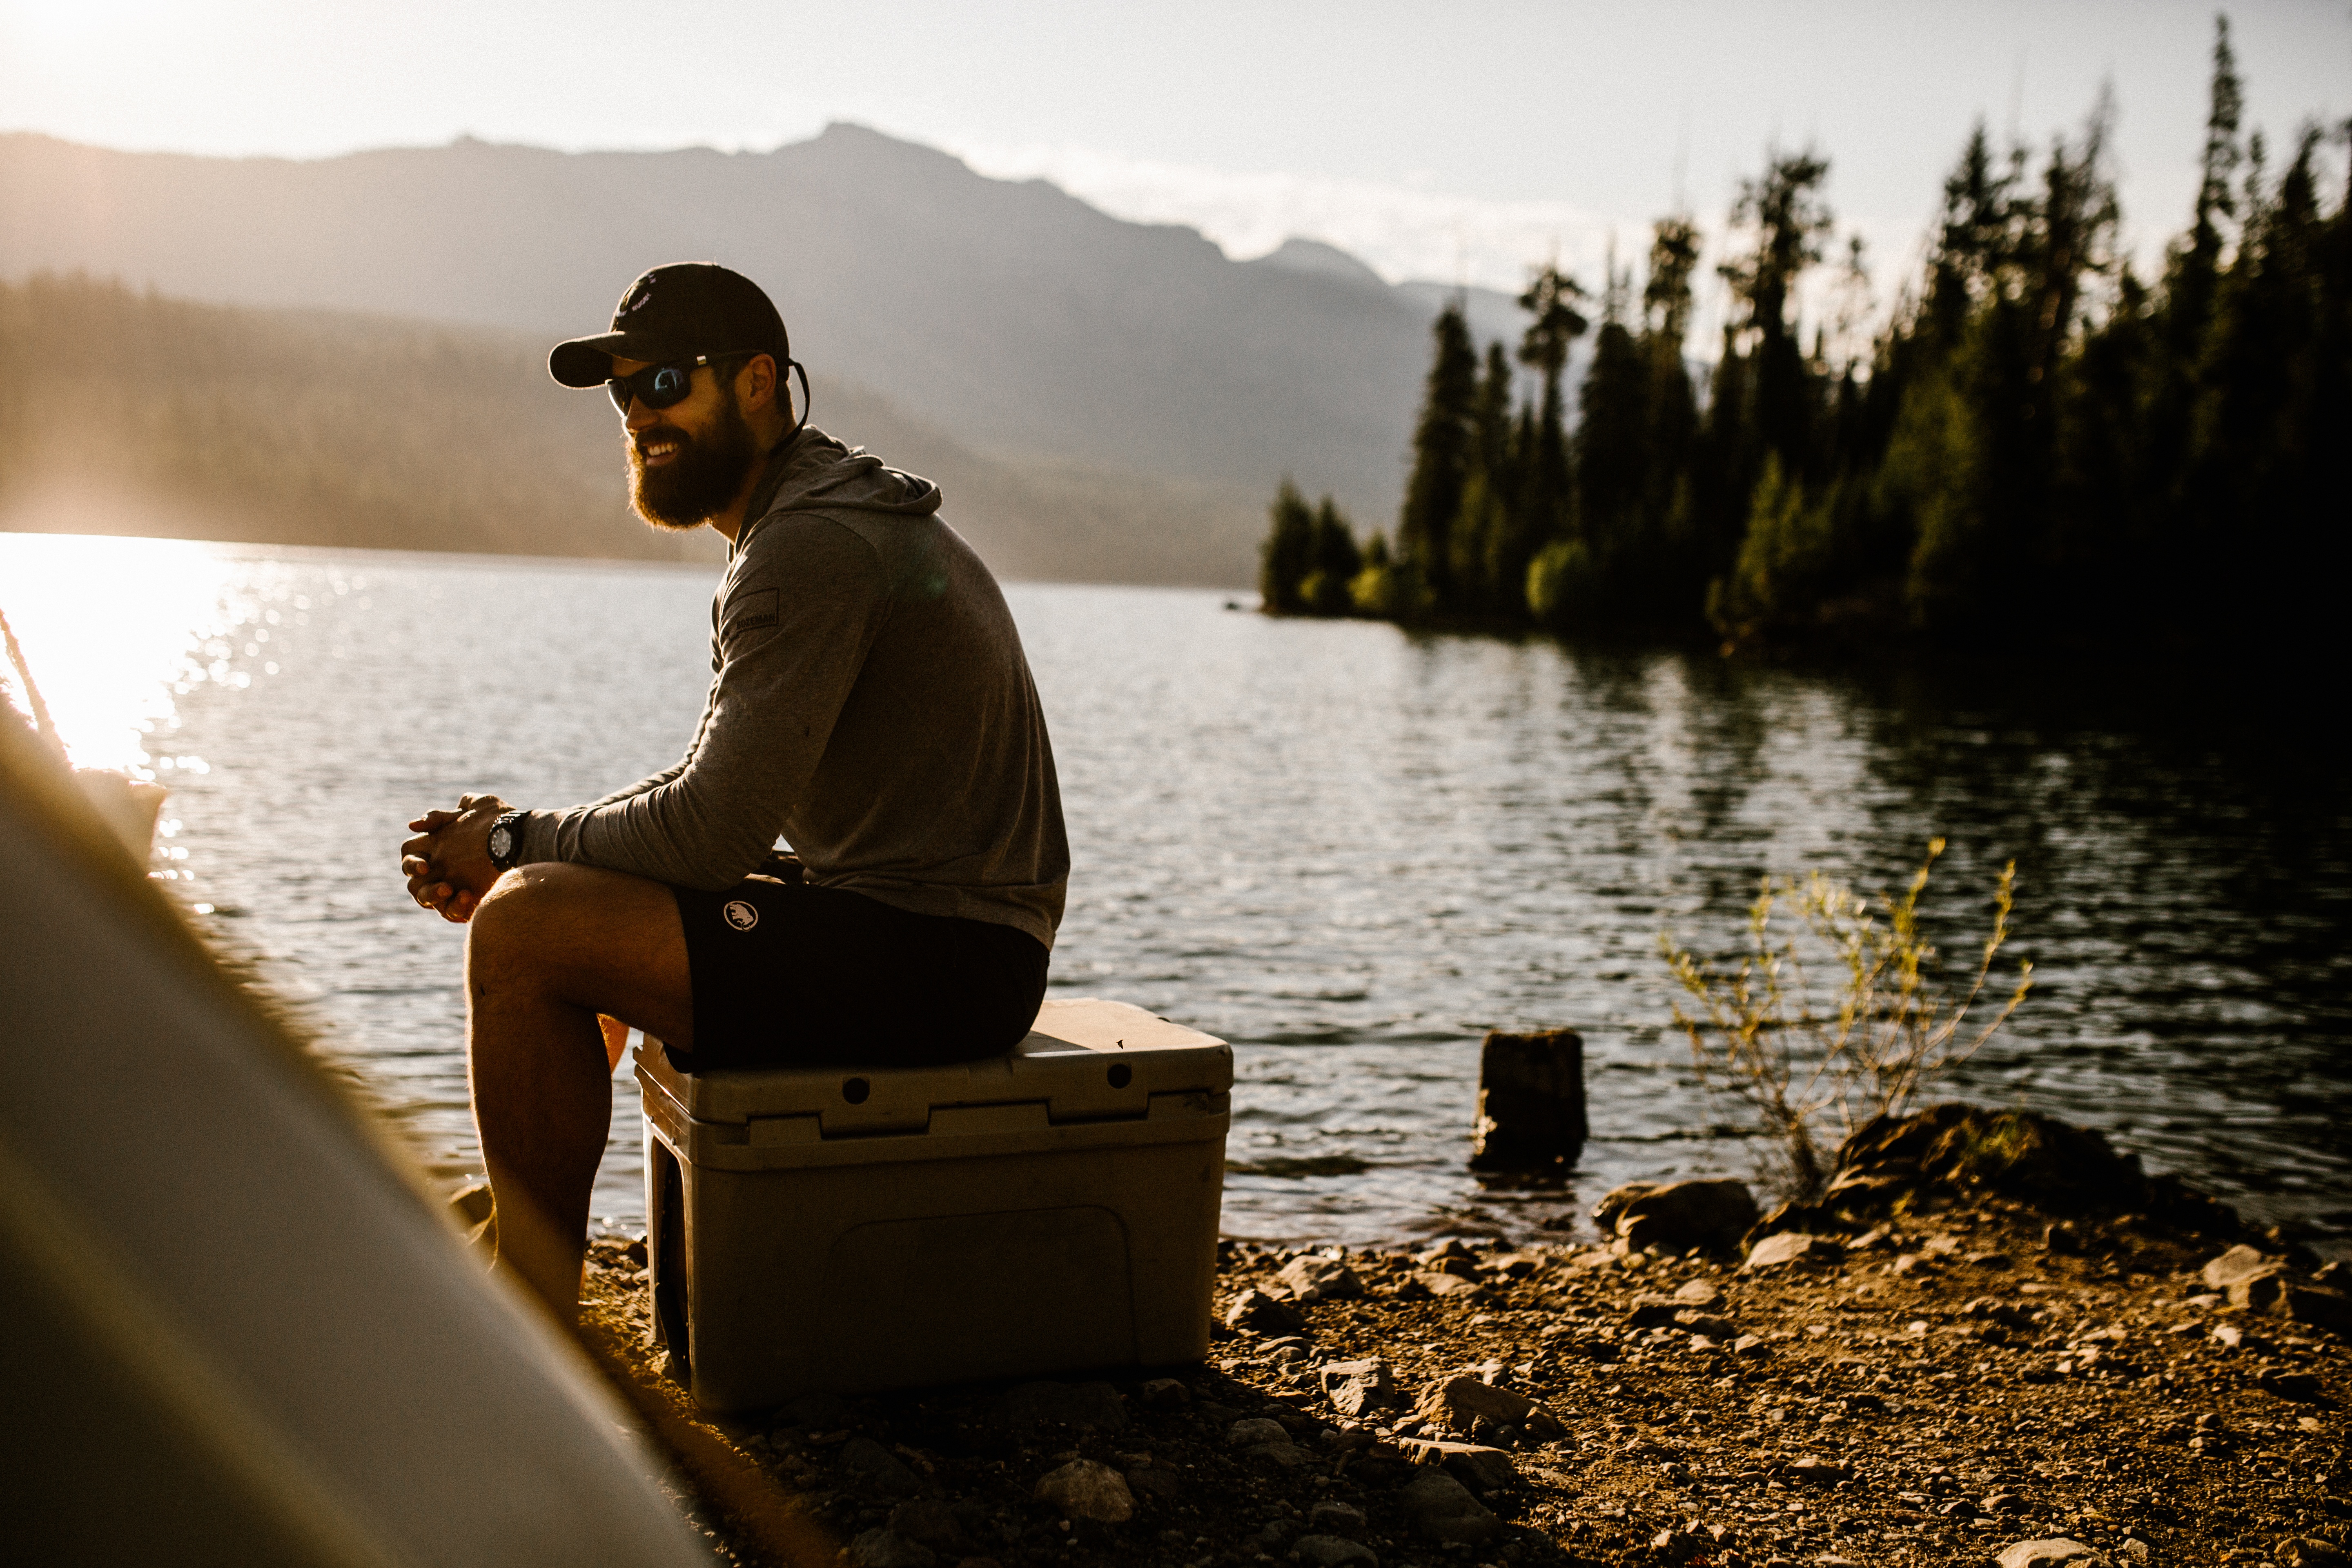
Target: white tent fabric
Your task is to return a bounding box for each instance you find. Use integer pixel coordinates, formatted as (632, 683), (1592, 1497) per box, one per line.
(0, 710), (713, 1566)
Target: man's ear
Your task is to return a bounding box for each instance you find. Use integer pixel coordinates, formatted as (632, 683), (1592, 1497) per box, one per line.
(739, 353), (779, 414)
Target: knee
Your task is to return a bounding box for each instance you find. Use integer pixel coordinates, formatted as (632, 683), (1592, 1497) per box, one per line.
(466, 863), (597, 980)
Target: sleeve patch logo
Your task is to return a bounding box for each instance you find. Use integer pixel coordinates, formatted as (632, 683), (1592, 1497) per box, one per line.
(722, 899), (760, 931)
(724, 587), (781, 634)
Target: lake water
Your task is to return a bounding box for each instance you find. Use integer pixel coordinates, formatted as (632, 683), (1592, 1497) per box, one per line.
(4, 531), (2347, 1255)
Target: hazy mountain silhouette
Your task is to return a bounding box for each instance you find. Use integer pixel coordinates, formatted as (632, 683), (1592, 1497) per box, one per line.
(0, 275), (1267, 586)
(0, 124), (1534, 573)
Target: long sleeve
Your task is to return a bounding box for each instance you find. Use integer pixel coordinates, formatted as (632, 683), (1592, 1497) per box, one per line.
(509, 517), (886, 889)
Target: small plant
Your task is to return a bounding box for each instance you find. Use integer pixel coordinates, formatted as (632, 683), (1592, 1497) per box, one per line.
(1659, 838), (2033, 1201)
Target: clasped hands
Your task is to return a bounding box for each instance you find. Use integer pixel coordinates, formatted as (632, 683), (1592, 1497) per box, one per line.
(400, 792), (509, 924)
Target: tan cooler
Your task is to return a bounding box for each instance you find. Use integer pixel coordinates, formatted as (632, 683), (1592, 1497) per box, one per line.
(634, 997), (1232, 1413)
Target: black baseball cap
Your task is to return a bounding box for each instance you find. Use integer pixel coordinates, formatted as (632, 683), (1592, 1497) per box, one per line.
(549, 262), (791, 387)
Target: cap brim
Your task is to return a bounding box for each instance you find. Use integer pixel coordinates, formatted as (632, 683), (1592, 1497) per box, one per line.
(547, 330), (697, 388)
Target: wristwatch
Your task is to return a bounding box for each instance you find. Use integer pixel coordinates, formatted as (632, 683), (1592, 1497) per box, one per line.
(487, 810), (527, 873)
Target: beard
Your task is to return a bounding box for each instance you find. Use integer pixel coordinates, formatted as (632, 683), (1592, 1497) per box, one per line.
(627, 392), (760, 530)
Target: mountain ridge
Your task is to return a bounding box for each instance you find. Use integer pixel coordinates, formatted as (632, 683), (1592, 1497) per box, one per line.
(0, 123), (1535, 548)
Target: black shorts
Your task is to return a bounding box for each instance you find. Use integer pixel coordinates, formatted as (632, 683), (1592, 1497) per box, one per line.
(668, 877), (1049, 1073)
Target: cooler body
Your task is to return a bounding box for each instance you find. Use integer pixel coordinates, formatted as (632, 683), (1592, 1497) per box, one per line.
(635, 998), (1231, 1414)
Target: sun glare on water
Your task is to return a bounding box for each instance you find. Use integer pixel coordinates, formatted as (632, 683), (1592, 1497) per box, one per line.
(0, 532), (278, 777)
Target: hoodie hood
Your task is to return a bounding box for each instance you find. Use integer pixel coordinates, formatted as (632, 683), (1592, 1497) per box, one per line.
(735, 426), (940, 555)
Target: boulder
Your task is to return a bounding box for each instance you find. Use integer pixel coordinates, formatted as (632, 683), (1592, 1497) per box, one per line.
(1034, 1459), (1134, 1524)
(1319, 1358), (1396, 1417)
(990, 1380), (1128, 1433)
(1138, 1378), (1191, 1410)
(1419, 1442), (1522, 1496)
(840, 1436), (921, 1496)
(2234, 1274), (2352, 1334)
(1416, 1271), (1486, 1298)
(1996, 1540), (2106, 1568)
(1591, 1181), (1666, 1231)
(1395, 1468), (1499, 1544)
(1292, 1537), (1379, 1567)
(1307, 1501), (1368, 1539)
(1743, 1232), (1843, 1272)
(1608, 1179), (1760, 1253)
(2204, 1243), (2282, 1291)
(886, 1500), (974, 1556)
(1227, 1417), (1291, 1448)
(847, 1527), (937, 1568)
(1277, 1254), (1366, 1303)
(1225, 1287), (1308, 1334)
(1415, 1374), (1562, 1437)
(2279, 1539), (2351, 1568)
(1672, 1278), (1724, 1307)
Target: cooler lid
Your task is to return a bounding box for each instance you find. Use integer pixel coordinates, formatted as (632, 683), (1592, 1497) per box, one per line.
(637, 997), (1232, 1130)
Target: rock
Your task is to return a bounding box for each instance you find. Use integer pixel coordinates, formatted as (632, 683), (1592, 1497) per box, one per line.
(1125, 1467), (1184, 1505)
(847, 1527), (937, 1568)
(1733, 1334), (1768, 1356)
(886, 1501), (974, 1555)
(1416, 1270), (1485, 1297)
(1592, 1181), (1666, 1231)
(1610, 1178), (1760, 1253)
(1675, 1311), (1738, 1341)
(1228, 1417), (1292, 1447)
(2261, 1370), (2328, 1403)
(1034, 1459), (1134, 1524)
(1468, 1027), (1586, 1172)
(1786, 1454), (1847, 1484)
(1225, 1287), (1309, 1334)
(1319, 1358), (1396, 1417)
(990, 1380), (1127, 1433)
(1627, 1293), (1687, 1327)
(1996, 1540), (2106, 1568)
(1983, 1492), (2024, 1516)
(2212, 1323), (2244, 1349)
(1277, 1254), (1365, 1303)
(1672, 1278), (1725, 1307)
(2279, 1539), (2351, 1568)
(2243, 1278), (2352, 1334)
(1307, 1501), (1368, 1539)
(1396, 1468), (1499, 1544)
(840, 1436), (921, 1496)
(1415, 1375), (1562, 1437)
(2203, 1243), (2281, 1290)
(1291, 1535), (1379, 1567)
(1432, 1443), (1522, 1497)
(1486, 1252), (1545, 1279)
(1138, 1378), (1191, 1410)
(1743, 1232), (1842, 1271)
(782, 1391), (848, 1429)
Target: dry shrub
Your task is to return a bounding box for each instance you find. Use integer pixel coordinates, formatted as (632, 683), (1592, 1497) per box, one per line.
(1660, 838), (2033, 1200)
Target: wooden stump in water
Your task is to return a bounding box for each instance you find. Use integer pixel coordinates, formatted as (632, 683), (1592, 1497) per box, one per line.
(1468, 1028), (1586, 1173)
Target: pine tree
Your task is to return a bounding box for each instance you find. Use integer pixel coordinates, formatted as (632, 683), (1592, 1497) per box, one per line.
(1302, 496), (1364, 616)
(1258, 478), (1315, 614)
(1395, 304), (1480, 606)
(1503, 264), (1588, 619)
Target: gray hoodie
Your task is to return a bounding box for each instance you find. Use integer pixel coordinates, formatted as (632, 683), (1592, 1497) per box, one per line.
(513, 428), (1069, 949)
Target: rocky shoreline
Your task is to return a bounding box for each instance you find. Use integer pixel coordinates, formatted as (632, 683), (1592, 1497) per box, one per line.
(573, 1108), (2349, 1568)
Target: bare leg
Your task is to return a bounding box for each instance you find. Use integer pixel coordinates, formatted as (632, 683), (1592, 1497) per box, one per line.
(464, 862), (694, 1325)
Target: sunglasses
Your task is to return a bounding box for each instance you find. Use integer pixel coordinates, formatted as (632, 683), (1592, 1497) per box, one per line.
(606, 354), (738, 414)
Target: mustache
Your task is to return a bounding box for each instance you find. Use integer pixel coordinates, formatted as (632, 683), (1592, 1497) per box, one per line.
(630, 424), (691, 461)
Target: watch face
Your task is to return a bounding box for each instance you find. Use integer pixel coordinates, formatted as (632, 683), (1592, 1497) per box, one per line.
(489, 824), (512, 862)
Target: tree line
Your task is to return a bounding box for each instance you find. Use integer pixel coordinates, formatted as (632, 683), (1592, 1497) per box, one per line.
(1262, 20), (2348, 657)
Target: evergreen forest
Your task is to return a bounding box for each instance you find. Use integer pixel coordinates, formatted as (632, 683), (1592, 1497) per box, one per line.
(1260, 22), (2349, 657)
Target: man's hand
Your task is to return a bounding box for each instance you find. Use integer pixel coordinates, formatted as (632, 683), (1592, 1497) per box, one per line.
(400, 793), (510, 923)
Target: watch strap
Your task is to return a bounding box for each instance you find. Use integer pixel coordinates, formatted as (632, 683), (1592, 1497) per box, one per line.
(488, 809), (527, 872)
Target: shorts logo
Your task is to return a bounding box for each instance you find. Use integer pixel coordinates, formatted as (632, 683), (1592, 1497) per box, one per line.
(722, 899), (759, 931)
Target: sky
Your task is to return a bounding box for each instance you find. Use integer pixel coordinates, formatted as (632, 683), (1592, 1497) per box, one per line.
(4, 0), (2347, 305)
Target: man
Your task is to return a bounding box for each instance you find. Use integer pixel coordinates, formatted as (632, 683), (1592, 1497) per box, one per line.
(400, 263), (1069, 1322)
